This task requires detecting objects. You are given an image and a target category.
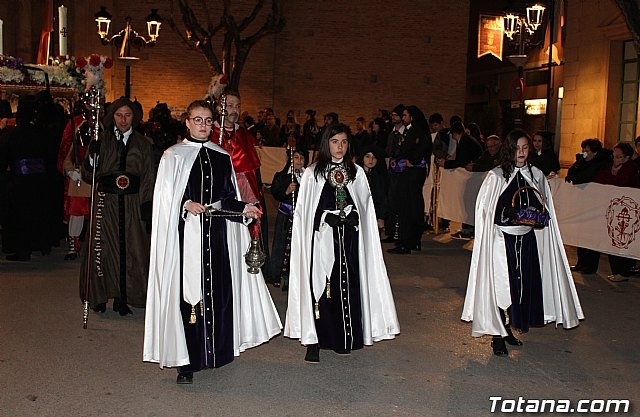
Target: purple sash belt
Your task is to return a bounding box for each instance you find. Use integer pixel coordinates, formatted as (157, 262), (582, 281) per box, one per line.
(278, 202), (294, 218)
(11, 158), (46, 175)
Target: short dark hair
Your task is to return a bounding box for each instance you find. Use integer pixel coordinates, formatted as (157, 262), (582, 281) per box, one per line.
(449, 115), (463, 127)
(581, 138), (602, 153)
(428, 112), (444, 124)
(324, 112), (339, 123)
(450, 121), (465, 135)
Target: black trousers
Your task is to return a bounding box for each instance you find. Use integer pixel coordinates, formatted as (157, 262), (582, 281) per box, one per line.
(576, 247), (600, 272)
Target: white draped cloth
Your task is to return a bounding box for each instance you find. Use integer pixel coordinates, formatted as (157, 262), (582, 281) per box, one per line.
(284, 163), (400, 345)
(143, 140), (282, 368)
(461, 165), (584, 337)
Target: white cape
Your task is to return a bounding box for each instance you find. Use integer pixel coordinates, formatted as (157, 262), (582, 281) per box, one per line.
(461, 165), (584, 337)
(284, 163), (400, 345)
(143, 140), (282, 368)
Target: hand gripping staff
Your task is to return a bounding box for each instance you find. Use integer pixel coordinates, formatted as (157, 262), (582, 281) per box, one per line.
(82, 86), (102, 329)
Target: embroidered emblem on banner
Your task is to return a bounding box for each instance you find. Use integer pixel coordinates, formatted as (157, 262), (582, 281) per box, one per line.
(606, 196), (640, 249)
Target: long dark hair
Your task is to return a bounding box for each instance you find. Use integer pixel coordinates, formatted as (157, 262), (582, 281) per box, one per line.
(314, 123), (357, 181)
(499, 128), (533, 181)
(281, 147), (309, 173)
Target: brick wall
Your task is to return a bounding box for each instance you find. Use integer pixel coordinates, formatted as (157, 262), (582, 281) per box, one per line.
(2, 0), (469, 131)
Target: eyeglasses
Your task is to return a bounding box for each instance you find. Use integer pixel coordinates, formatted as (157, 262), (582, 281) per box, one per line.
(189, 116), (214, 126)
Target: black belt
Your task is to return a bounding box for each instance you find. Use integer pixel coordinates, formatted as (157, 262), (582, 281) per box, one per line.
(98, 173), (140, 194)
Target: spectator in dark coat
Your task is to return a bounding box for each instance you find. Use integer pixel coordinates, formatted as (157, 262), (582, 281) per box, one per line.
(566, 138), (613, 275)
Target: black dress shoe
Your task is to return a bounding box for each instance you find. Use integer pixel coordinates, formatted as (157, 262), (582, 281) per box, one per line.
(387, 246), (411, 255)
(333, 348), (351, 355)
(381, 236), (397, 243)
(491, 336), (508, 356)
(272, 281), (281, 288)
(92, 303), (107, 313)
(113, 299), (133, 316)
(176, 372), (193, 384)
(581, 268), (597, 274)
(6, 253), (30, 261)
(413, 242), (421, 251)
(305, 344), (320, 363)
(505, 328), (523, 346)
(569, 264), (583, 272)
(63, 252), (78, 261)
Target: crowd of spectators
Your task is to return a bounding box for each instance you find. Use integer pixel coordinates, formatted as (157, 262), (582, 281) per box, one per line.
(2, 93), (639, 283)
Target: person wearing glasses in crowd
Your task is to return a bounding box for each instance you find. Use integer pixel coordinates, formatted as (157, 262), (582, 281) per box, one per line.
(144, 100), (281, 385)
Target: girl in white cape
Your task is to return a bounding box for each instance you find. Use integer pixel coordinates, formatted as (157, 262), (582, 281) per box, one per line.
(284, 123), (399, 362)
(461, 128), (584, 356)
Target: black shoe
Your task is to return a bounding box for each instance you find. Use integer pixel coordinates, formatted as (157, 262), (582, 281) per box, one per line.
(387, 246), (411, 255)
(334, 348), (351, 355)
(272, 281), (281, 288)
(491, 336), (508, 356)
(581, 268), (597, 274)
(6, 253), (30, 261)
(381, 236), (397, 243)
(113, 298), (133, 316)
(505, 328), (523, 346)
(305, 344), (320, 363)
(413, 242), (421, 251)
(64, 252), (78, 261)
(569, 264), (583, 272)
(40, 248), (51, 256)
(92, 303), (107, 313)
(176, 372), (193, 384)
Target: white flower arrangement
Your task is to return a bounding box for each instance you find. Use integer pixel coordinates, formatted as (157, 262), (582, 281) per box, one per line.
(30, 64), (78, 87)
(0, 66), (24, 83)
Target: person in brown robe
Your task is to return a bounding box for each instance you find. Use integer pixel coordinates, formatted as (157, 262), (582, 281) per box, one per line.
(80, 96), (156, 315)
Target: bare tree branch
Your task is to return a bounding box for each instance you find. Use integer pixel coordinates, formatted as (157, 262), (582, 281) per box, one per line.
(169, 0), (284, 91)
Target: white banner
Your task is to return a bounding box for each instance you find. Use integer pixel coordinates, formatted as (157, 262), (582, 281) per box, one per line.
(437, 168), (640, 259)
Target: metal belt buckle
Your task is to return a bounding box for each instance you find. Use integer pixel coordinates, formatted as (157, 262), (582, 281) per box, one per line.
(115, 174), (130, 190)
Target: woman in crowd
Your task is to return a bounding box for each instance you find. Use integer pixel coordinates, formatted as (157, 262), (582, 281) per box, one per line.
(270, 146), (308, 290)
(284, 123), (399, 363)
(594, 142), (640, 282)
(357, 144), (388, 231)
(462, 128), (583, 356)
(528, 130), (560, 178)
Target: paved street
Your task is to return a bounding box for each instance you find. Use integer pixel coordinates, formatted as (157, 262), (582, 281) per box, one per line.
(1, 198), (639, 416)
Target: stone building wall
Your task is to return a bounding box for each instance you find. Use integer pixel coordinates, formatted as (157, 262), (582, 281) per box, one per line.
(559, 0), (632, 162)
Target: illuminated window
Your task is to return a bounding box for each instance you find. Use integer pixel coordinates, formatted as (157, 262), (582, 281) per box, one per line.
(618, 40), (640, 142)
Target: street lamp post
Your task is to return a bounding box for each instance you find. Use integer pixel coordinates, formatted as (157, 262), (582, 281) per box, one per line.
(94, 6), (162, 98)
(503, 3), (546, 128)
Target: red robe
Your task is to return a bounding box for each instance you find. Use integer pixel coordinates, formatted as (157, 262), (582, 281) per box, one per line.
(57, 115), (90, 221)
(211, 122), (263, 237)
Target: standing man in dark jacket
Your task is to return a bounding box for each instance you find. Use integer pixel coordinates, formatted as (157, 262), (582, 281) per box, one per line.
(436, 121), (482, 170)
(387, 105), (431, 254)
